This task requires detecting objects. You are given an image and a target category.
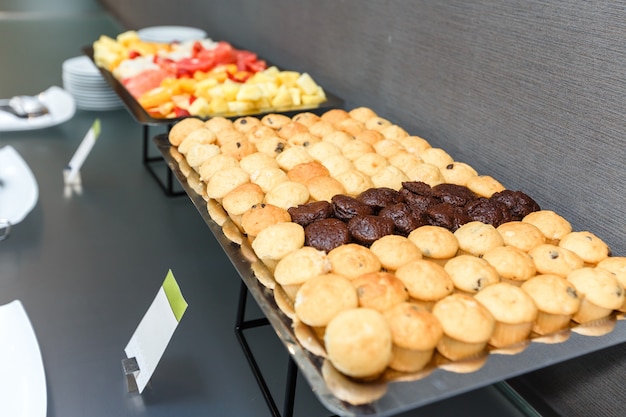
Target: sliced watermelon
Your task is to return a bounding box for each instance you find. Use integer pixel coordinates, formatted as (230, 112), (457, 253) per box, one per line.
(122, 68), (172, 98)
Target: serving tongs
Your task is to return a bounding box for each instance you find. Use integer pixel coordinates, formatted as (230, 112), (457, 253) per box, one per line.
(0, 94), (49, 118)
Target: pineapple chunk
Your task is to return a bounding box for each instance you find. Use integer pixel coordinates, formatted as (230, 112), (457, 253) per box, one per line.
(194, 77), (219, 98)
(189, 97), (211, 117)
(117, 30), (141, 46)
(161, 77), (196, 96)
(277, 71), (300, 87)
(248, 71), (276, 84)
(255, 97), (272, 110)
(236, 84), (263, 101)
(257, 82), (278, 98)
(271, 85), (293, 107)
(222, 79), (241, 101)
(296, 73), (319, 95)
(263, 66), (281, 76)
(208, 85), (225, 99)
(228, 101), (255, 113)
(210, 97), (229, 114)
(302, 86), (327, 105)
(289, 88), (302, 106)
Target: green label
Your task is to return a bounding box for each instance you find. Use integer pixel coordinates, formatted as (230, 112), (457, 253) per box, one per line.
(162, 269), (188, 322)
(92, 118), (101, 139)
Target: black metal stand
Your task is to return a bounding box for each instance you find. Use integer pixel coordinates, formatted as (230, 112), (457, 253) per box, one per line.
(142, 124), (185, 197)
(235, 281), (298, 417)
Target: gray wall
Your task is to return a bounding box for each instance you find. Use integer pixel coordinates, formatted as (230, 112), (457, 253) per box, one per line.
(100, 0), (626, 256)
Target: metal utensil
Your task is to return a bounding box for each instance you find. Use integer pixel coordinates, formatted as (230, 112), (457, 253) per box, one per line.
(0, 219), (10, 241)
(0, 94), (50, 118)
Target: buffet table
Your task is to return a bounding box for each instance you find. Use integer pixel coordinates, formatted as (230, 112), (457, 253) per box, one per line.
(1, 3), (625, 417)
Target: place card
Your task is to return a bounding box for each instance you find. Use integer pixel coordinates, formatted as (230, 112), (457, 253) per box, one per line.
(124, 270), (188, 393)
(64, 118), (100, 187)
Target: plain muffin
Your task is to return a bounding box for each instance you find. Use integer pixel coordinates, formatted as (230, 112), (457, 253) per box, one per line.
(566, 267), (625, 323)
(294, 273), (358, 328)
(352, 271), (409, 312)
(474, 283), (538, 347)
(383, 302), (443, 372)
(324, 307), (393, 379)
(521, 274), (581, 335)
(432, 293), (495, 360)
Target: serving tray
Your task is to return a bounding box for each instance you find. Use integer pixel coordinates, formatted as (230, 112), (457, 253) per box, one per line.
(153, 132), (626, 417)
(83, 46), (344, 126)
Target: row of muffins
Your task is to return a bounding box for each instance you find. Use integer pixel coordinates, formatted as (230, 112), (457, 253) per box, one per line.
(287, 181), (541, 252)
(167, 107), (626, 383)
(267, 218), (625, 379)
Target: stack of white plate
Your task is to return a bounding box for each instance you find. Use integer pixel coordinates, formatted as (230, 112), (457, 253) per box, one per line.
(62, 56), (123, 111)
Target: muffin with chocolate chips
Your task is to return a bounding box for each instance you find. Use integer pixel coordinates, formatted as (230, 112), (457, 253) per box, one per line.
(521, 274), (581, 335)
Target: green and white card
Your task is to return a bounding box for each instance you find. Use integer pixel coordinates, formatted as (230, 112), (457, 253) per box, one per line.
(124, 269), (188, 393)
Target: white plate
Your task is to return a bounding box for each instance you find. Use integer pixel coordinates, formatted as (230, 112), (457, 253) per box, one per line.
(0, 300), (47, 417)
(0, 86), (76, 132)
(0, 146), (39, 225)
(74, 101), (124, 111)
(63, 87), (118, 98)
(66, 92), (121, 104)
(62, 55), (101, 77)
(137, 25), (207, 43)
(62, 78), (112, 91)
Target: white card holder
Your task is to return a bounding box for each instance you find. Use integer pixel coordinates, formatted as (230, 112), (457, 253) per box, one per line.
(121, 356), (152, 393)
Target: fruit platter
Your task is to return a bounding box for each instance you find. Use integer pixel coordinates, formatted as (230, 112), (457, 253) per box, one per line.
(89, 30), (341, 124)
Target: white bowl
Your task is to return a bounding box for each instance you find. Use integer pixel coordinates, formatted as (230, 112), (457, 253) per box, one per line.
(137, 25), (207, 43)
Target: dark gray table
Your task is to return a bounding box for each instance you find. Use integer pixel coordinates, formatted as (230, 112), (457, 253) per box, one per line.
(0, 4), (617, 417)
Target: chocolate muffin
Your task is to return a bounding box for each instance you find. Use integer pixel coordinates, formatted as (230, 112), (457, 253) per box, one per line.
(425, 203), (470, 231)
(304, 218), (352, 252)
(401, 181), (434, 196)
(288, 201), (334, 227)
(348, 215), (395, 246)
(379, 202), (425, 236)
(491, 190), (541, 220)
(356, 187), (403, 213)
(331, 194), (373, 221)
(432, 183), (478, 207)
(400, 190), (440, 214)
(465, 197), (512, 227)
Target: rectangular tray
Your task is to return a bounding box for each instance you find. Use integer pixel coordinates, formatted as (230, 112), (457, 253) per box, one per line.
(83, 46), (344, 126)
(153, 132), (626, 417)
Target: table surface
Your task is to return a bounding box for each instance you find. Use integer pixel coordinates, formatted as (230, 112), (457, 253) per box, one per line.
(0, 3), (619, 417)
